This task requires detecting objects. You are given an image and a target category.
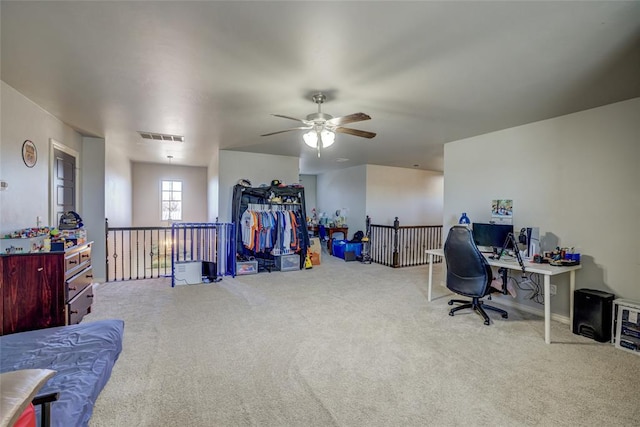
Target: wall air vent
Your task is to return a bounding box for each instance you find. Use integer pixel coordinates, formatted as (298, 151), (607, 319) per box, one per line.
(138, 131), (184, 143)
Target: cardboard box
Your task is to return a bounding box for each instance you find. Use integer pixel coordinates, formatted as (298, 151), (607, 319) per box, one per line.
(310, 252), (321, 266)
(309, 237), (322, 263)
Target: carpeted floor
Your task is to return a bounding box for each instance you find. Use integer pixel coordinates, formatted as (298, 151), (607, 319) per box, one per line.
(86, 253), (640, 426)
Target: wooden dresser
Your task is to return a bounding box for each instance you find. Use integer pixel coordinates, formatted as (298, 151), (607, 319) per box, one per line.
(0, 241), (94, 336)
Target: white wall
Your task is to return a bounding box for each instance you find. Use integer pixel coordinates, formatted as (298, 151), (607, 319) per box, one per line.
(217, 151), (300, 222)
(132, 162), (207, 227)
(444, 98), (640, 315)
(82, 137), (106, 281)
(207, 149), (220, 222)
(0, 81), (83, 233)
(299, 174), (317, 220)
(105, 144), (132, 227)
(317, 165), (367, 239)
(366, 165), (443, 226)
(316, 164), (444, 239)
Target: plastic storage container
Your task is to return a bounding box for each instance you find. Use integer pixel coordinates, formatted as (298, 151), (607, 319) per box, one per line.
(276, 254), (300, 271)
(332, 240), (363, 260)
(236, 260), (258, 275)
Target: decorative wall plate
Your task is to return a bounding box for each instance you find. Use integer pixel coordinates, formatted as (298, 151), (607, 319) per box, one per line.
(22, 140), (37, 168)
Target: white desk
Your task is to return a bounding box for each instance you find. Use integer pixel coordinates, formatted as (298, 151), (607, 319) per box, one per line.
(425, 248), (582, 344)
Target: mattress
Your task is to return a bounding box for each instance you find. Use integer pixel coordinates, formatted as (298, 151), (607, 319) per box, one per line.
(0, 319), (124, 427)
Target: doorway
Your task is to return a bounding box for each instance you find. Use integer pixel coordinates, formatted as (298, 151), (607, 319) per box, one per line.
(50, 140), (78, 227)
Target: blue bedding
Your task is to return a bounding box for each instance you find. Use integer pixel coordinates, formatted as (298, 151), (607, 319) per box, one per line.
(0, 319), (124, 427)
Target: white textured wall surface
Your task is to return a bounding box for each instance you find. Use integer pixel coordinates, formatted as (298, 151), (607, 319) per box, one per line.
(365, 165), (443, 226)
(207, 149), (220, 222)
(317, 165), (367, 239)
(82, 137), (106, 281)
(105, 144), (132, 227)
(299, 174), (317, 220)
(132, 162), (207, 227)
(1, 81), (82, 233)
(444, 98), (640, 313)
(218, 151), (300, 222)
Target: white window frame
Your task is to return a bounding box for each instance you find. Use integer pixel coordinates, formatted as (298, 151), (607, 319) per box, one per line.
(161, 180), (183, 221)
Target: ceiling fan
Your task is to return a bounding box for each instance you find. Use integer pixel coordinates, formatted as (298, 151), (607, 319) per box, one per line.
(261, 92), (376, 157)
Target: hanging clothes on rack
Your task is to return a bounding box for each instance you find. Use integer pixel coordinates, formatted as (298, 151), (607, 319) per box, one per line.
(240, 204), (304, 256)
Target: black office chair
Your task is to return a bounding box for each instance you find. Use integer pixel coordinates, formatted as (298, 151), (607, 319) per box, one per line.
(444, 225), (508, 325)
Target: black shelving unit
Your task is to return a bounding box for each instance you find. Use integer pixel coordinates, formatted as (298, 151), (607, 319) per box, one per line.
(231, 184), (310, 272)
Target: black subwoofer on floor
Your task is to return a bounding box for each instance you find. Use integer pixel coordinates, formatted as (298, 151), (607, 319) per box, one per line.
(573, 289), (614, 342)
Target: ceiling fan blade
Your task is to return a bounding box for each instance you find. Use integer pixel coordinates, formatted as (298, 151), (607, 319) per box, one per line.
(271, 114), (311, 125)
(261, 126), (312, 137)
(326, 112), (371, 127)
(335, 127), (377, 139)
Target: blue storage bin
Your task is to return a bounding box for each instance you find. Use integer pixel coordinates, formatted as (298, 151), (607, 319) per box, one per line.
(332, 240), (362, 260)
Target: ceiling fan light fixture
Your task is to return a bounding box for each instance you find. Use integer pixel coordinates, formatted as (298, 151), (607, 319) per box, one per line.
(321, 130), (335, 148)
(303, 131), (318, 148)
(303, 129), (335, 149)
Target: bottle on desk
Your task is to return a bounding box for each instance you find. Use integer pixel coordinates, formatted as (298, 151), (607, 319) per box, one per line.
(458, 212), (471, 225)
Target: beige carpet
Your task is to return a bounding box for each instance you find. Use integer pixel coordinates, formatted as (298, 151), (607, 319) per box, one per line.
(85, 253), (640, 426)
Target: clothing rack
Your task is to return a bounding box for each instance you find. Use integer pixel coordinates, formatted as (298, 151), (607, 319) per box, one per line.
(232, 184), (309, 273)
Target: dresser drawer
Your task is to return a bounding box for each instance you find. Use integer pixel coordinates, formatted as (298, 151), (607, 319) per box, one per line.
(68, 284), (93, 325)
(66, 266), (93, 301)
(78, 246), (92, 267)
(64, 244), (92, 279)
(65, 253), (81, 273)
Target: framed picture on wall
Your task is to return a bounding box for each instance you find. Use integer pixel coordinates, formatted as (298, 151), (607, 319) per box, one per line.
(22, 140), (37, 168)
(491, 199), (513, 224)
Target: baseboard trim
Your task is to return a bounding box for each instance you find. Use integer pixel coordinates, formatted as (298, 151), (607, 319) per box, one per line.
(490, 297), (570, 325)
(437, 281), (570, 325)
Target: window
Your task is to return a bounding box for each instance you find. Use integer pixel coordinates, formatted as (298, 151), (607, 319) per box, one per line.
(161, 180), (182, 221)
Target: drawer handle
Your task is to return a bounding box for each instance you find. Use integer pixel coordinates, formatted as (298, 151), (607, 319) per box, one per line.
(68, 286), (77, 291)
(70, 310), (78, 314)
(86, 274), (93, 278)
(81, 254), (89, 258)
(37, 267), (44, 272)
(87, 294), (94, 298)
(68, 260), (77, 265)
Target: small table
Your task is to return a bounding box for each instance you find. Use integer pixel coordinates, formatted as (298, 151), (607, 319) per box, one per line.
(426, 248), (582, 344)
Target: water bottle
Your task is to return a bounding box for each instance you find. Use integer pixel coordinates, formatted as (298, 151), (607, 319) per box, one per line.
(458, 212), (471, 225)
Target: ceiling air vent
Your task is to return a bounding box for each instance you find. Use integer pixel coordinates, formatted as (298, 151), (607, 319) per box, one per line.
(138, 131), (184, 143)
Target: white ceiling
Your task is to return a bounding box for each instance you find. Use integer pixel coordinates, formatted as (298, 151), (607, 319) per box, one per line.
(2, 1), (639, 174)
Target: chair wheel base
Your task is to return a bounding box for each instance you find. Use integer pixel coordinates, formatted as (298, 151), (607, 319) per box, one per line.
(449, 311), (454, 316)
(502, 314), (508, 319)
(447, 301), (453, 306)
(484, 320), (490, 325)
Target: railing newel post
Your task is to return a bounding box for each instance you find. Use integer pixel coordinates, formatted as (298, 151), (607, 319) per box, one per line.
(392, 217), (400, 268)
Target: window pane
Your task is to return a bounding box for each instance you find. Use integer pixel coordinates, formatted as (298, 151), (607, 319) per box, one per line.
(162, 181), (172, 191)
(173, 192), (182, 201)
(170, 202), (182, 220)
(162, 191), (172, 201)
(173, 182), (182, 191)
(161, 202), (170, 220)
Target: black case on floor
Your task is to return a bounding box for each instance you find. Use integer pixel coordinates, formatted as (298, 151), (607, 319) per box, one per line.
(573, 289), (614, 342)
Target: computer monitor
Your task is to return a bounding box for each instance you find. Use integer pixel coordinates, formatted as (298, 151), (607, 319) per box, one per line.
(472, 223), (514, 252)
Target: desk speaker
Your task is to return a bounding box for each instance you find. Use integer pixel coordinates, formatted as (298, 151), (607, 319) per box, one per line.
(573, 289), (614, 342)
